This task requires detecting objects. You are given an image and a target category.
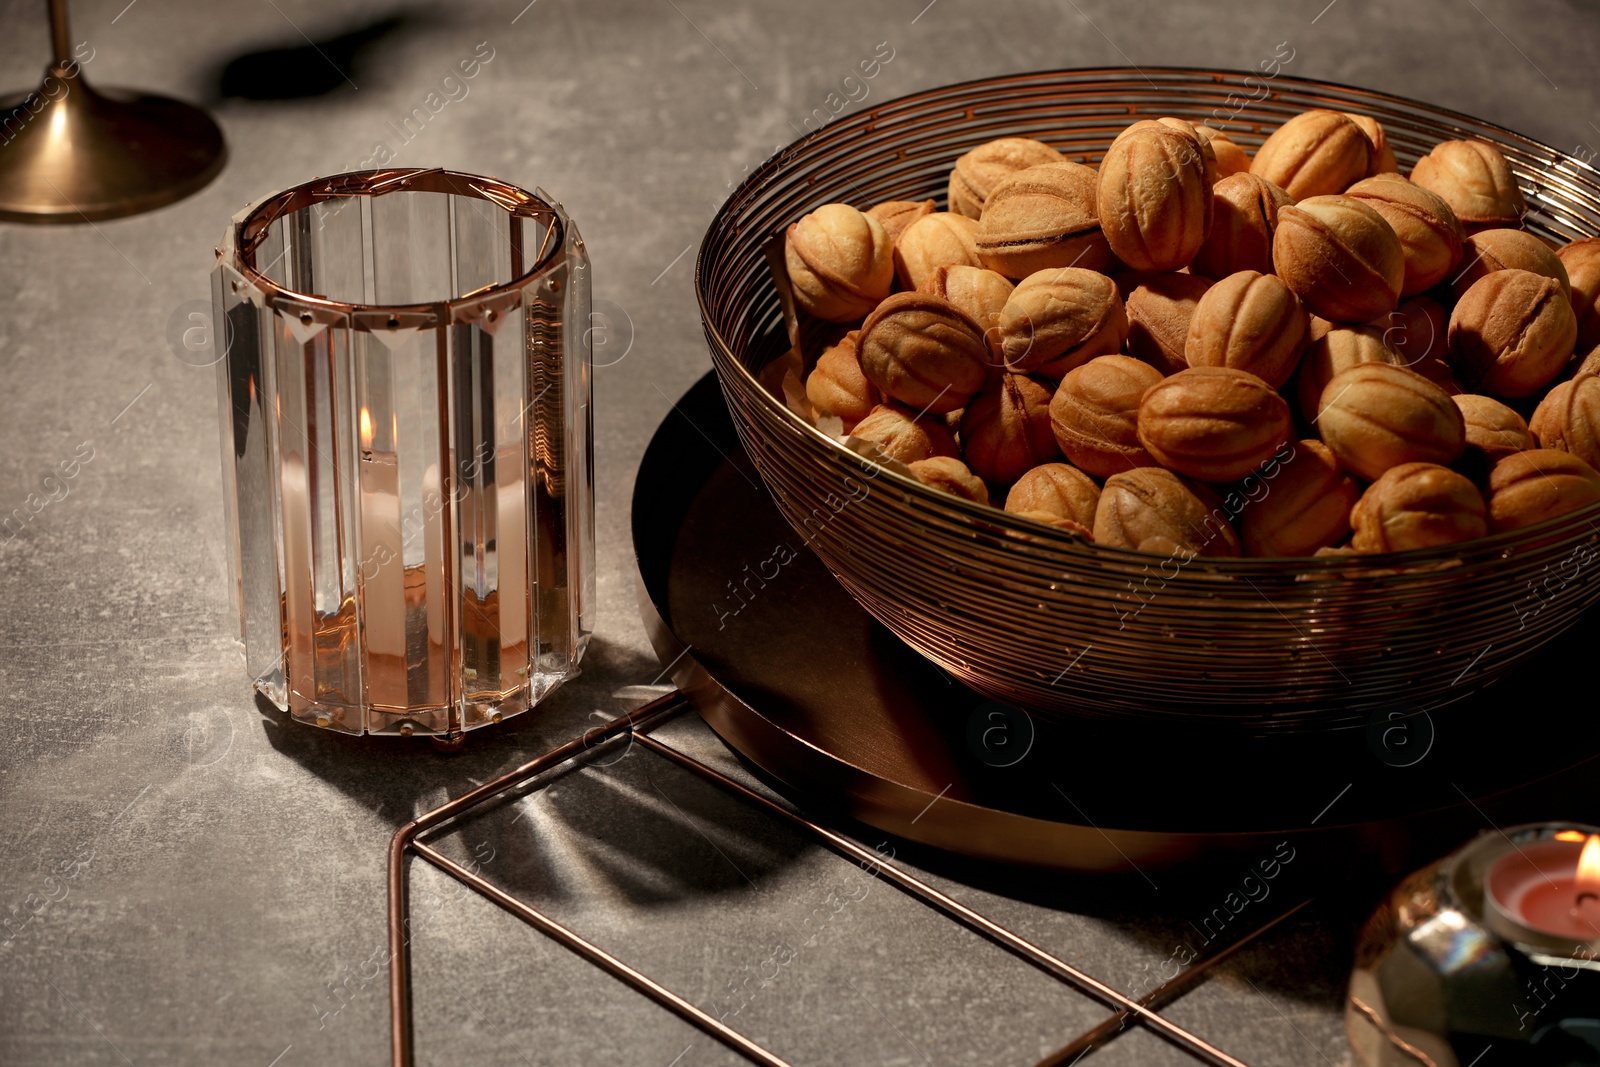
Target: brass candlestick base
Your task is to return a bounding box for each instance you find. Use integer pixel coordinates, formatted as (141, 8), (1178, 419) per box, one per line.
(0, 62), (226, 223)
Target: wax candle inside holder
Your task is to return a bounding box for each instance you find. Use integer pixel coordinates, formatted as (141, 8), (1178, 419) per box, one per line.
(1486, 833), (1600, 955)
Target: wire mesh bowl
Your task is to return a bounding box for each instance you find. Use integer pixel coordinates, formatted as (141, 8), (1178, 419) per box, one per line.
(694, 67), (1600, 734)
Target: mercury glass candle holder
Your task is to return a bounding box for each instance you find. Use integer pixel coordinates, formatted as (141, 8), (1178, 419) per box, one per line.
(212, 169), (594, 737)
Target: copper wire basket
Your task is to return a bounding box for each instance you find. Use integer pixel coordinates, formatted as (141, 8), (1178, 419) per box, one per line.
(694, 68), (1600, 733)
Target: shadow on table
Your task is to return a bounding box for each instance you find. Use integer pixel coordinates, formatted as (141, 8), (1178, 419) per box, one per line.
(211, 7), (449, 102)
(252, 633), (660, 817)
(249, 631), (1369, 1015)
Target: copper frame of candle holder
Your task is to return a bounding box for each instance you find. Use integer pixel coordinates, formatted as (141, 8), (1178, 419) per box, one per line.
(386, 690), (1314, 1067)
(1347, 822), (1600, 1067)
(225, 169), (567, 327)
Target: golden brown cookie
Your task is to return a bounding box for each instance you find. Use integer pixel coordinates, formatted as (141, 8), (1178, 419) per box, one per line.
(974, 162), (1110, 279)
(784, 203), (895, 321)
(857, 292), (991, 414)
(1447, 269), (1577, 398)
(1048, 354), (1164, 477)
(1183, 270), (1309, 388)
(1350, 463), (1487, 552)
(960, 374), (1061, 484)
(1273, 195), (1405, 322)
(1316, 363), (1465, 480)
(1409, 139), (1527, 231)
(1238, 440), (1360, 556)
(1249, 110), (1373, 200)
(1137, 366), (1293, 482)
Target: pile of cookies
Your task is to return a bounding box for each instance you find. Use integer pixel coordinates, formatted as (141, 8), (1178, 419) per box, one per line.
(781, 109), (1600, 557)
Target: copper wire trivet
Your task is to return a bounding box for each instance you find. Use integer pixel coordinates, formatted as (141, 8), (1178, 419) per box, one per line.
(387, 692), (1313, 1066)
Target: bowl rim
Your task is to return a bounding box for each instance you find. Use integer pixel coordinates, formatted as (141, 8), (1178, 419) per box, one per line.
(694, 64), (1600, 570)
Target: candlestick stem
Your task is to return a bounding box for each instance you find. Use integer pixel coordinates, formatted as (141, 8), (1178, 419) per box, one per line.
(48, 0), (70, 68)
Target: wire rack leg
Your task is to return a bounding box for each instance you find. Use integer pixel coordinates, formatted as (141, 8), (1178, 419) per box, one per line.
(1034, 897), (1315, 1066)
(388, 692), (1268, 1067)
(412, 840), (794, 1067)
(633, 732), (1251, 1067)
(387, 692), (689, 1067)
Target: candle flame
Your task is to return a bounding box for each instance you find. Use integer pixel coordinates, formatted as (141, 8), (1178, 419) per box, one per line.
(1579, 835), (1600, 888)
(359, 406), (374, 450)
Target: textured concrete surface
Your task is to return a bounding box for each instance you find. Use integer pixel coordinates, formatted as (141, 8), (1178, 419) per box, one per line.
(1, 0), (1598, 1064)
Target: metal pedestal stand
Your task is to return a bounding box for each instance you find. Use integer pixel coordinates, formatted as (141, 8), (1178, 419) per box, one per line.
(0, 0), (225, 223)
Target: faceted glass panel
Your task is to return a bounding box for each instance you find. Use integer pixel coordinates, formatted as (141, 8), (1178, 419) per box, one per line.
(213, 171), (592, 736)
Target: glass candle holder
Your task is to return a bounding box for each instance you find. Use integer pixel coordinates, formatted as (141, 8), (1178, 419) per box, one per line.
(212, 169), (594, 736)
(1348, 822), (1600, 1066)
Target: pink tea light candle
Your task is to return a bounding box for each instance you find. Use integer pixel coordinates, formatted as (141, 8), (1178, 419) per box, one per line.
(1485, 831), (1600, 953)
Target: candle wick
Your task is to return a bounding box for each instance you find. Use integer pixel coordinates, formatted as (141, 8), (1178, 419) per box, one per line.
(1579, 891), (1599, 907)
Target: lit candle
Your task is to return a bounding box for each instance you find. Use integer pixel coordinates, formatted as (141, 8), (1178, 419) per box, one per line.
(1485, 832), (1600, 947)
(358, 405), (407, 706)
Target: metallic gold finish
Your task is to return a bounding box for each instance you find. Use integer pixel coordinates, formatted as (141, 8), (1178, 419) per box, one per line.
(412, 837), (795, 1067)
(225, 168), (564, 324)
(695, 68), (1600, 731)
(383, 366), (1596, 1067)
(636, 729), (1260, 1062)
(387, 693), (688, 1067)
(0, 1), (225, 223)
(637, 728), (1254, 1066)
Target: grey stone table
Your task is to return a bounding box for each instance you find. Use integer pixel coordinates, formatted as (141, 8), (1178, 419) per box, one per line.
(2, 1), (1597, 1064)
